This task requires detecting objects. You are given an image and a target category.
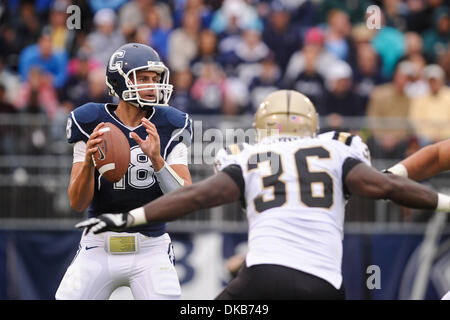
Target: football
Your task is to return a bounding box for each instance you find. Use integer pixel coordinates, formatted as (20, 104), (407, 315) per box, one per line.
(92, 122), (130, 183)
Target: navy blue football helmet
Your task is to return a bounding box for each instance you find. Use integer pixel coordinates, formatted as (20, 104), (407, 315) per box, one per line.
(105, 43), (173, 108)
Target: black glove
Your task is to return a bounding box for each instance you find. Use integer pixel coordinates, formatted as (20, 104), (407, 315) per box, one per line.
(75, 213), (129, 234)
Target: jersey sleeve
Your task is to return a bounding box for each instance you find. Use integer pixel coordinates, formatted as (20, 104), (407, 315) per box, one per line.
(322, 131), (371, 166)
(344, 134), (371, 166)
(66, 103), (102, 144)
(163, 109), (192, 160)
(214, 144), (247, 207)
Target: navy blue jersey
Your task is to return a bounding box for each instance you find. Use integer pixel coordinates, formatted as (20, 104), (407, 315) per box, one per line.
(66, 103), (192, 237)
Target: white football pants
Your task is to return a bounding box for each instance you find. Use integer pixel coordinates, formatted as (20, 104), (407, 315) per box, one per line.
(55, 231), (181, 300)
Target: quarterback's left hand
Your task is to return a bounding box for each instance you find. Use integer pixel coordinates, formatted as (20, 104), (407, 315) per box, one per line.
(75, 213), (129, 234)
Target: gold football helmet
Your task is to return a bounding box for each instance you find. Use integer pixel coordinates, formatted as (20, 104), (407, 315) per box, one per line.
(254, 90), (319, 139)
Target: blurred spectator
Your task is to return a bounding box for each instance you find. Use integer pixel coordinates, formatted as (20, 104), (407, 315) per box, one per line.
(284, 27), (339, 86)
(438, 47), (450, 83)
(144, 6), (171, 62)
(381, 0), (409, 32)
(173, 0), (214, 29)
(119, 0), (151, 37)
(146, 1), (174, 31)
(0, 84), (18, 155)
(0, 57), (20, 104)
(14, 1), (43, 52)
(0, 84), (15, 114)
(403, 31), (425, 60)
(273, 0), (317, 36)
(230, 28), (270, 85)
(85, 68), (113, 104)
(371, 11), (406, 80)
(213, 1), (264, 77)
(191, 29), (220, 78)
(190, 61), (229, 114)
(324, 9), (356, 64)
(409, 64), (450, 144)
(170, 69), (195, 114)
(168, 9), (201, 72)
(422, 6), (449, 63)
(22, 99), (50, 156)
(0, 25), (22, 71)
(85, 8), (125, 66)
(319, 0), (372, 24)
(18, 30), (68, 89)
(286, 42), (327, 113)
(14, 67), (60, 119)
(44, 0), (77, 56)
(321, 60), (365, 131)
(88, 0), (128, 13)
(403, 53), (429, 98)
(405, 0), (436, 34)
(350, 22), (377, 48)
(126, 23), (149, 44)
(248, 55), (281, 113)
(209, 0), (263, 35)
(1, 0), (449, 162)
(262, 2), (301, 76)
(58, 50), (101, 109)
(366, 61), (415, 159)
(353, 43), (384, 110)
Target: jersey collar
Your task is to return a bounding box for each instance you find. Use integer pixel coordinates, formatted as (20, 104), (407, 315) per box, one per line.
(104, 103), (156, 131)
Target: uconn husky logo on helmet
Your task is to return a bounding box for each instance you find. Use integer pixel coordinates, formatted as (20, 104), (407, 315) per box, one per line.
(105, 43), (173, 108)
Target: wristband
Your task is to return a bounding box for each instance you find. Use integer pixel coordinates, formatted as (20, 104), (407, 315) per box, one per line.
(127, 207), (147, 227)
(437, 193), (450, 212)
(387, 163), (408, 177)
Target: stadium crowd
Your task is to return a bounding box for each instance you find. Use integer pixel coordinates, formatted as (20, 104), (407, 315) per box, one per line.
(0, 0), (448, 160)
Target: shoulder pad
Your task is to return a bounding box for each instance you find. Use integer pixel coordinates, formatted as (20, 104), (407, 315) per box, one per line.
(320, 131), (359, 146)
(224, 143), (246, 156)
(214, 143), (250, 172)
(330, 131), (356, 146)
(72, 103), (103, 125)
(160, 106), (191, 129)
(319, 131), (371, 164)
(67, 103), (104, 143)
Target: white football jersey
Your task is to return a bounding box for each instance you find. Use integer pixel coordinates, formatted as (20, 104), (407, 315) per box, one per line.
(215, 132), (371, 289)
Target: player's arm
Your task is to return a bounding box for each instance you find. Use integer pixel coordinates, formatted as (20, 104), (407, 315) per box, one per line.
(387, 139), (450, 181)
(76, 169), (241, 234)
(345, 160), (450, 211)
(68, 122), (105, 212)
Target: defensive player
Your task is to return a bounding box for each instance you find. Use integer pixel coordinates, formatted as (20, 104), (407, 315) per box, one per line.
(76, 90), (450, 299)
(56, 43), (192, 300)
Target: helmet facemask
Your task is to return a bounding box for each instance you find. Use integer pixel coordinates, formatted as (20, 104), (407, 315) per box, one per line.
(115, 61), (173, 108)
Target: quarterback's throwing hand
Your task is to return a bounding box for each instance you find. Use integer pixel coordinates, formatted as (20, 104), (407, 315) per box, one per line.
(75, 213), (129, 234)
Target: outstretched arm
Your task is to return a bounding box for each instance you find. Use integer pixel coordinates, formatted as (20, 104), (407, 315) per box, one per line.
(346, 162), (450, 210)
(76, 171), (242, 234)
(139, 171), (240, 222)
(388, 139), (450, 181)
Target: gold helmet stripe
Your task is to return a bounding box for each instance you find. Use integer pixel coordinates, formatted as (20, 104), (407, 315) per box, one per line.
(286, 90), (291, 125)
